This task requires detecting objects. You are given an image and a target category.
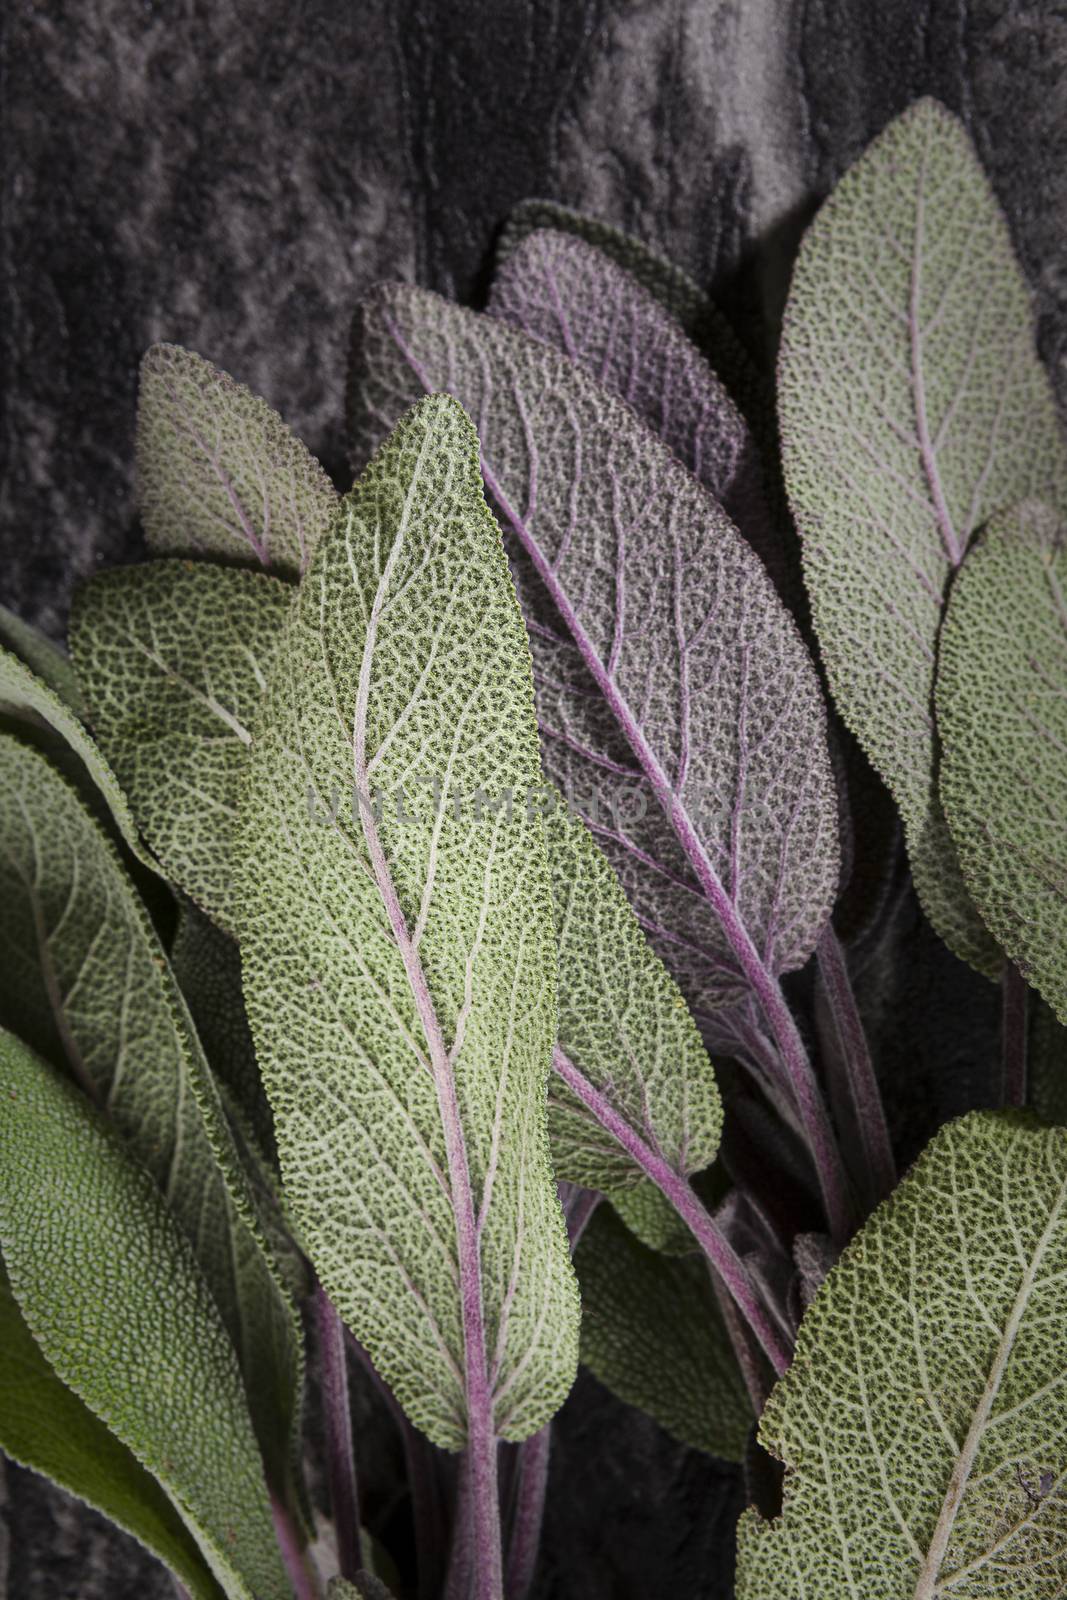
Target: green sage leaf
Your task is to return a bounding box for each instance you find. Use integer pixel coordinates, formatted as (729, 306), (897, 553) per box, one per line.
(0, 1030), (289, 1600)
(938, 501), (1067, 1018)
(0, 604), (85, 714)
(779, 97), (1067, 972)
(0, 644), (154, 869)
(171, 898), (274, 1148)
(237, 393), (580, 1449)
(608, 1179), (697, 1256)
(575, 1204), (750, 1461)
(0, 1262), (226, 1600)
(0, 736), (303, 1503)
(70, 559), (292, 932)
(737, 1111), (1067, 1598)
(546, 803), (722, 1193)
(137, 343), (338, 575)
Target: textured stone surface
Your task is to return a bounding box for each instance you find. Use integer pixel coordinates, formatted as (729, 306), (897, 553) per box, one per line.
(2, 0), (1064, 1595)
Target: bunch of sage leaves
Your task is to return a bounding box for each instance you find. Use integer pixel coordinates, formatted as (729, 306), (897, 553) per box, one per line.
(1, 96), (1065, 1600)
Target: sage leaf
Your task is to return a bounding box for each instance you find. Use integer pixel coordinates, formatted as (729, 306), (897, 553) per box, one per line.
(737, 1111), (1067, 1599)
(938, 501), (1067, 1020)
(496, 199), (765, 425)
(575, 1203), (751, 1462)
(352, 284), (846, 1234)
(778, 97), (1067, 971)
(329, 1577), (396, 1600)
(0, 644), (154, 869)
(351, 285), (838, 1021)
(0, 1030), (290, 1600)
(545, 803), (722, 1193)
(0, 736), (303, 1504)
(237, 393), (580, 1453)
(70, 559), (291, 931)
(171, 898), (275, 1150)
(0, 1262), (226, 1600)
(137, 343), (338, 575)
(0, 604), (85, 714)
(498, 199), (712, 337)
(608, 1179), (697, 1256)
(488, 227), (789, 600)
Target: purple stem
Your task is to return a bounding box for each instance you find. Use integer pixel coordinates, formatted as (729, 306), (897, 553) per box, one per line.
(505, 1426), (551, 1600)
(1001, 963), (1029, 1109)
(445, 1454), (475, 1600)
(706, 1264), (770, 1415)
(499, 1185), (599, 1598)
(314, 1286), (362, 1579)
(552, 1046), (790, 1376)
(815, 924), (895, 1207)
(353, 545), (502, 1599)
(270, 1494), (319, 1600)
(477, 463), (850, 1244)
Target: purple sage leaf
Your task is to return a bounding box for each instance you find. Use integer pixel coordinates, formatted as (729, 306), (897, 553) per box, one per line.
(488, 227), (791, 600)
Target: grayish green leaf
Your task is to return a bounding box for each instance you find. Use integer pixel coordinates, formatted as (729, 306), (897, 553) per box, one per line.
(546, 803), (722, 1192)
(0, 644), (155, 870)
(237, 393), (580, 1449)
(137, 343), (338, 575)
(0, 737), (303, 1503)
(938, 501), (1067, 1018)
(0, 1262), (226, 1600)
(608, 1179), (699, 1256)
(737, 1111), (1067, 1598)
(71, 559), (292, 932)
(575, 1203), (750, 1461)
(0, 605), (85, 714)
(0, 1030), (290, 1600)
(778, 97), (1067, 971)
(329, 1577), (396, 1600)
(171, 898), (274, 1150)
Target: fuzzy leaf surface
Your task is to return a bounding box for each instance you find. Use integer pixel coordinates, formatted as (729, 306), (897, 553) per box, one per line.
(938, 502), (1067, 1020)
(574, 1203), (750, 1461)
(488, 228), (787, 596)
(0, 737), (302, 1499)
(497, 200), (712, 337)
(0, 1263), (226, 1600)
(0, 605), (85, 713)
(546, 803), (722, 1192)
(737, 1111), (1067, 1598)
(238, 393), (579, 1449)
(608, 1178), (697, 1255)
(779, 98), (1067, 971)
(137, 343), (338, 575)
(171, 899), (275, 1150)
(71, 559), (291, 931)
(495, 200), (765, 424)
(0, 644), (153, 868)
(352, 285), (838, 1022)
(0, 1031), (289, 1600)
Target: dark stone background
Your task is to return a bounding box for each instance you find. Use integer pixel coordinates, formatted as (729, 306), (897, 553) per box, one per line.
(2, 1), (1065, 1595)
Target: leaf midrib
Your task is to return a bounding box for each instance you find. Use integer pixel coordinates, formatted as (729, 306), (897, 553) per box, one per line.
(344, 437), (492, 1441)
